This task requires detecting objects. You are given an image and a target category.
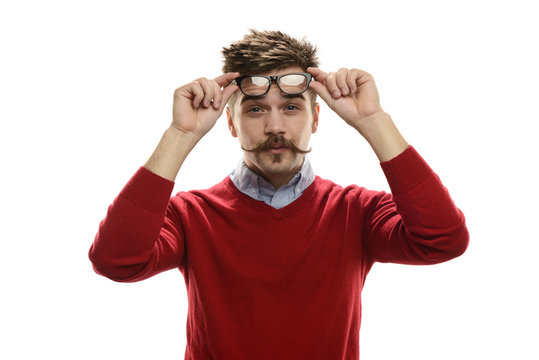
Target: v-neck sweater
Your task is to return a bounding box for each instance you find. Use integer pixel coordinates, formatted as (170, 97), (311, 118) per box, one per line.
(89, 146), (469, 360)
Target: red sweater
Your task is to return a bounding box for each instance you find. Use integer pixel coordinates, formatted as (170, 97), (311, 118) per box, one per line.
(89, 146), (468, 359)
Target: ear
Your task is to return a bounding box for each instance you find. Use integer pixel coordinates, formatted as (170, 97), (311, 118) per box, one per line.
(311, 103), (320, 134)
(227, 107), (238, 137)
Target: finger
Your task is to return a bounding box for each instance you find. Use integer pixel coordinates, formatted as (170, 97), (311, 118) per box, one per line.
(336, 68), (350, 96)
(189, 81), (204, 108)
(196, 78), (215, 108)
(356, 69), (374, 87)
(325, 72), (341, 98)
(210, 80), (223, 110)
(307, 67), (329, 84)
(346, 69), (359, 94)
(214, 72), (240, 87)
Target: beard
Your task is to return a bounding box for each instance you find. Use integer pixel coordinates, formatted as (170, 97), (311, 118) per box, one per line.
(270, 154), (282, 163)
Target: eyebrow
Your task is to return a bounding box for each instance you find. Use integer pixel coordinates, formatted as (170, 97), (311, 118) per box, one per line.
(240, 93), (306, 105)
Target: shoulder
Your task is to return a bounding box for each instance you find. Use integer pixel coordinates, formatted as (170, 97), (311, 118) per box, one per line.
(172, 176), (231, 200)
(169, 177), (241, 212)
(313, 176), (386, 199)
(312, 176), (390, 209)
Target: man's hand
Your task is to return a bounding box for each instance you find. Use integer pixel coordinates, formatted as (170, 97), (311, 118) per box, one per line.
(308, 67), (384, 133)
(172, 72), (239, 140)
(308, 67), (408, 162)
(143, 73), (238, 181)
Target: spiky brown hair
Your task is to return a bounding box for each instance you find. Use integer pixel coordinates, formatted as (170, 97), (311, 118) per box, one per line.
(222, 30), (320, 112)
(222, 29), (319, 75)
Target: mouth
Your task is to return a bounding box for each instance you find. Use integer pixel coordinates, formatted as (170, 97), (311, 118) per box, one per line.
(266, 145), (288, 154)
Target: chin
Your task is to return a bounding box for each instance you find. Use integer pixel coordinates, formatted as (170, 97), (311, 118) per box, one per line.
(256, 151), (302, 174)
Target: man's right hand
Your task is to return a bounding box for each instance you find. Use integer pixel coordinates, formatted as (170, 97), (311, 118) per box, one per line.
(143, 73), (239, 181)
(171, 72), (239, 140)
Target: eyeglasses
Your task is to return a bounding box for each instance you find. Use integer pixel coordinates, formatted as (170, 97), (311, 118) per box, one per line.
(231, 72), (313, 97)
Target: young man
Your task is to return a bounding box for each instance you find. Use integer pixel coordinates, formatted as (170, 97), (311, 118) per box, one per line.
(89, 30), (469, 359)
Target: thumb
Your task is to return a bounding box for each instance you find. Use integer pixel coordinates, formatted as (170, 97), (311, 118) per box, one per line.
(307, 67), (329, 83)
(218, 83), (239, 112)
(309, 80), (334, 108)
(215, 72), (240, 87)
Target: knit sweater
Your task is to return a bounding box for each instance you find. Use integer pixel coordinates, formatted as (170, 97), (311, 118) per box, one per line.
(89, 146), (469, 359)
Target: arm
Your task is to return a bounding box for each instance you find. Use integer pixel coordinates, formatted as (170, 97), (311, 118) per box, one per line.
(366, 146), (469, 263)
(145, 73), (239, 181)
(308, 67), (408, 162)
(308, 67), (468, 263)
(89, 73), (239, 281)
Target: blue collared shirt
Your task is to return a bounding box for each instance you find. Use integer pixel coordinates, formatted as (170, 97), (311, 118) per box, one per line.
(229, 157), (316, 209)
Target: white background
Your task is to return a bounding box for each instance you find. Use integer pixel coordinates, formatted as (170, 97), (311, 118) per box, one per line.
(1, 0), (538, 359)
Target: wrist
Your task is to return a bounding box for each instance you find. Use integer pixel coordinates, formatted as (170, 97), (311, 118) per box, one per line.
(166, 125), (203, 148)
(143, 126), (200, 182)
(356, 112), (409, 162)
(351, 110), (387, 135)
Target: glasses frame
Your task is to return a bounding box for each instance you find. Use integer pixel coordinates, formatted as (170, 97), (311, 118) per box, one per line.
(231, 72), (313, 98)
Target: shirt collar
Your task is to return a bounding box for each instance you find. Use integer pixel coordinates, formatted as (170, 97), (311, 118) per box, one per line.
(229, 156), (315, 199)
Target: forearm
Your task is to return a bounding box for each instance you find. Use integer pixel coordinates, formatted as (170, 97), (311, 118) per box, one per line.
(356, 111), (409, 162)
(143, 126), (201, 182)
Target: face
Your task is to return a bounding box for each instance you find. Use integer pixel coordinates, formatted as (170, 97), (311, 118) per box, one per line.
(227, 66), (319, 187)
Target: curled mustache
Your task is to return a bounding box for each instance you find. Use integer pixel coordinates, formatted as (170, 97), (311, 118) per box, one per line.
(241, 134), (311, 154)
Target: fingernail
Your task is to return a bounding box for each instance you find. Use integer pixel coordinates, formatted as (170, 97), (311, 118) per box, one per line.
(333, 90), (340, 97)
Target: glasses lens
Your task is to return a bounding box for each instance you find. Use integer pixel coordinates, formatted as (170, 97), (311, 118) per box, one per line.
(239, 76), (270, 96)
(278, 74), (309, 94)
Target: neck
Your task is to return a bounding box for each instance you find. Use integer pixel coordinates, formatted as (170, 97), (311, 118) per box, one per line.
(264, 173), (297, 190)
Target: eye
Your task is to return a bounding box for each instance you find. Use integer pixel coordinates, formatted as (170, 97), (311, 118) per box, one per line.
(285, 104), (299, 111)
(247, 106), (263, 113)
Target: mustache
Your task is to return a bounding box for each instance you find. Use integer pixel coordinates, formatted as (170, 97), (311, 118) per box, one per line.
(241, 134), (311, 154)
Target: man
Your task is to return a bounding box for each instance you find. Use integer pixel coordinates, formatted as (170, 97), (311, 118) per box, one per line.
(89, 30), (469, 359)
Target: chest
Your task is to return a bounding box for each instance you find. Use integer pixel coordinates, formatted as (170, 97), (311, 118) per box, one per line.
(182, 205), (365, 287)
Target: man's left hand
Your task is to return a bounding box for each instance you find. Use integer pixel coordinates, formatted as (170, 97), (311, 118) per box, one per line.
(308, 67), (385, 132)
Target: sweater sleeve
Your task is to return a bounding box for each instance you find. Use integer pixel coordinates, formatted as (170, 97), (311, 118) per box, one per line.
(364, 146), (469, 264)
(88, 167), (185, 282)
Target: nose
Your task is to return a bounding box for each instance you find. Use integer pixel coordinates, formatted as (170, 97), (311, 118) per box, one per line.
(264, 108), (286, 136)
(264, 87), (286, 136)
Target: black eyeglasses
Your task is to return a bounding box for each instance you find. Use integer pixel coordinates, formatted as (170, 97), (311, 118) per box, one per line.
(231, 72), (313, 97)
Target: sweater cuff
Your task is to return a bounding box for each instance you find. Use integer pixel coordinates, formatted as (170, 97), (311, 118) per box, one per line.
(119, 166), (176, 214)
(380, 146), (434, 195)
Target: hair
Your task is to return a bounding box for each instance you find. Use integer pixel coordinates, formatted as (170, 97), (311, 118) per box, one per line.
(222, 29), (319, 111)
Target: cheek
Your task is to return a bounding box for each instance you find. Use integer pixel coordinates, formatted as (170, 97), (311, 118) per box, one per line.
(236, 123), (262, 144)
(238, 117), (264, 134)
(293, 121), (315, 142)
(298, 132), (312, 146)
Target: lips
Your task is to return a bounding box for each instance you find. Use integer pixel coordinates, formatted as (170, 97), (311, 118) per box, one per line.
(267, 145), (288, 154)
